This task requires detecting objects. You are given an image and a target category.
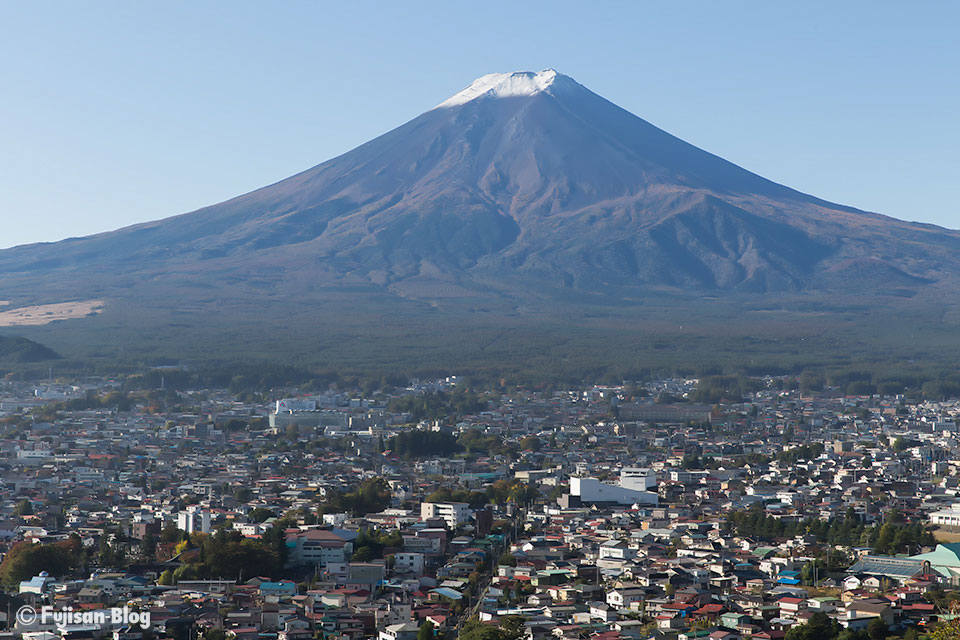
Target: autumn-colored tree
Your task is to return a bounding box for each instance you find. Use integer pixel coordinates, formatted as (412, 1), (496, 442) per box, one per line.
(931, 618), (960, 640)
(0, 541), (75, 587)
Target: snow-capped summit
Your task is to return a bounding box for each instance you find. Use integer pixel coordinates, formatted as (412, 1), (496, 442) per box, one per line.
(1, 63), (956, 354)
(436, 68), (579, 108)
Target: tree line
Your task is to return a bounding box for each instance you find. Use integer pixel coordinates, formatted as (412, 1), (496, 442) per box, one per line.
(387, 430), (462, 458)
(724, 506), (934, 555)
(387, 389), (487, 421)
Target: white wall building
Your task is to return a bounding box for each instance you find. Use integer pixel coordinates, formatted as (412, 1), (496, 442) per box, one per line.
(285, 530), (353, 567)
(669, 469), (709, 484)
(176, 506), (211, 534)
(930, 505), (960, 527)
(607, 586), (646, 608)
(620, 467), (657, 491)
(571, 477), (658, 506)
(275, 398), (318, 413)
(420, 502), (471, 529)
(378, 622), (420, 640)
(393, 552), (425, 574)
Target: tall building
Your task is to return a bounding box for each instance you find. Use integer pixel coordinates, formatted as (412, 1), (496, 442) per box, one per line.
(176, 506), (211, 534)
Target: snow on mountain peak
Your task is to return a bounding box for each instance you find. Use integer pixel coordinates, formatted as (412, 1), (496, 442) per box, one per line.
(436, 69), (576, 108)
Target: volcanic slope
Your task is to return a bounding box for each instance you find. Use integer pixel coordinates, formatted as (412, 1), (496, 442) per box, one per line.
(2, 69), (958, 371)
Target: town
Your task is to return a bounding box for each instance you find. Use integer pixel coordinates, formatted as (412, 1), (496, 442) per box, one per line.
(2, 372), (960, 640)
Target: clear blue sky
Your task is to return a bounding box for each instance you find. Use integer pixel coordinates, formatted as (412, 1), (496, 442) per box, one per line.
(1, 1), (958, 249)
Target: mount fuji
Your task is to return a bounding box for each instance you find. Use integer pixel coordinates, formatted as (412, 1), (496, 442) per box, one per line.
(2, 69), (959, 370)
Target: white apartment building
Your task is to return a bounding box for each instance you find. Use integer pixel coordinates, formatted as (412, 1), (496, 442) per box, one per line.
(392, 552), (425, 574)
(420, 502), (471, 529)
(177, 506), (211, 534)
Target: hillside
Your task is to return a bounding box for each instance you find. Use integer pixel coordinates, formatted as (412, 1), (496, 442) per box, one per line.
(0, 335), (60, 363)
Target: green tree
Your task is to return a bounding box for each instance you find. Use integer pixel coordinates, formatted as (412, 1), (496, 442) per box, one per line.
(518, 436), (542, 452)
(352, 546), (375, 562)
(261, 516), (292, 568)
(425, 487), (488, 509)
(459, 619), (506, 640)
(387, 429), (462, 458)
(204, 538), (279, 579)
(486, 479), (538, 505)
(874, 522), (895, 554)
(458, 617), (525, 640)
(248, 507), (276, 523)
(160, 525), (184, 544)
(784, 612), (840, 640)
(141, 533), (157, 561)
(387, 389), (486, 422)
(417, 621), (434, 640)
(866, 618), (887, 640)
(499, 616), (526, 640)
(172, 564), (197, 582)
(321, 478), (392, 516)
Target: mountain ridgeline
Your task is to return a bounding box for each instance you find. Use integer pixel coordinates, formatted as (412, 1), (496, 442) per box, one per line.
(1, 69), (959, 374)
